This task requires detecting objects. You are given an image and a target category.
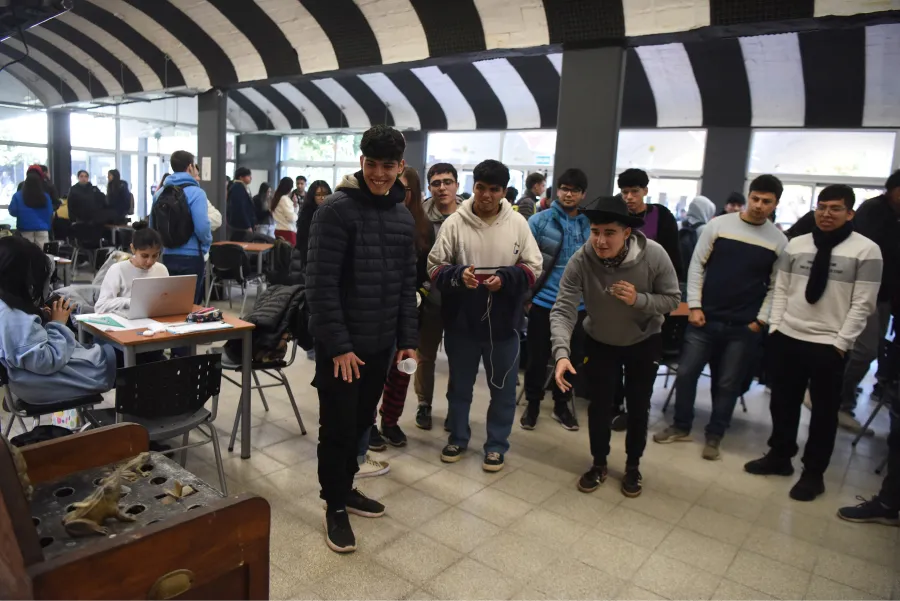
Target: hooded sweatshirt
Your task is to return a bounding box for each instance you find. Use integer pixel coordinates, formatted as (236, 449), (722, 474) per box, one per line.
(684, 196), (716, 232)
(420, 195), (462, 306)
(550, 231), (681, 359)
(428, 197), (542, 341)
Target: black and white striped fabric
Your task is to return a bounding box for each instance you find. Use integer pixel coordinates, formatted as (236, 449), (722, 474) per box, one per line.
(1, 0), (895, 110)
(227, 23), (900, 132)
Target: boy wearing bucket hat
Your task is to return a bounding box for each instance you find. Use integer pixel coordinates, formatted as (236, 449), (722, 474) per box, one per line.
(550, 195), (680, 497)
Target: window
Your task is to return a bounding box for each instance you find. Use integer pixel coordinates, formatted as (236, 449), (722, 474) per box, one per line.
(616, 130), (707, 173)
(281, 165), (335, 189)
(749, 131), (896, 179)
(502, 131), (556, 167)
(282, 135), (336, 162)
(648, 178), (700, 216)
(335, 134), (363, 162)
(70, 113), (117, 150)
(426, 132), (503, 166)
(0, 108), (47, 145)
(71, 150), (116, 193)
(0, 145), (48, 226)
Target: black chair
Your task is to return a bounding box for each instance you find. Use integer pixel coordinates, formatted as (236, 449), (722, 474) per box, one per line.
(206, 244), (262, 316)
(116, 227), (134, 251)
(0, 364), (102, 438)
(84, 354), (228, 495)
(42, 241), (60, 256)
(70, 222), (114, 279)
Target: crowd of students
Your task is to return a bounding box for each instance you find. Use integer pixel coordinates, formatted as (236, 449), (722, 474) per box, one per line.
(1, 124), (897, 555)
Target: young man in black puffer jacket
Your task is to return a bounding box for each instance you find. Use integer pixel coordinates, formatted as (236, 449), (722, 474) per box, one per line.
(306, 125), (418, 554)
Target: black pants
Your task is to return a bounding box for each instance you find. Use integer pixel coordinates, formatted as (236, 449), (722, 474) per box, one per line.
(315, 344), (393, 508)
(877, 387), (900, 509)
(585, 334), (661, 466)
(524, 305), (585, 407)
(767, 332), (844, 476)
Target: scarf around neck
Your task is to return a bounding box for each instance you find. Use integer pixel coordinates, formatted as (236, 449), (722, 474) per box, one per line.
(806, 221), (853, 304)
(600, 239), (630, 269)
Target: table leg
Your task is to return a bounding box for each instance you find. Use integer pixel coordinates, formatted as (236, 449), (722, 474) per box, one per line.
(240, 330), (253, 459)
(257, 252), (263, 275)
(124, 347), (137, 368)
(64, 263), (71, 286)
(77, 323), (86, 344)
(204, 260), (211, 305)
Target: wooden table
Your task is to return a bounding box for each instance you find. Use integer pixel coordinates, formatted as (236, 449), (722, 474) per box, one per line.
(76, 307), (259, 459)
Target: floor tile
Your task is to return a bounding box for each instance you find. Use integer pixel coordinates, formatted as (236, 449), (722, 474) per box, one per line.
(805, 575), (882, 600)
(616, 583), (667, 600)
(469, 532), (557, 578)
(249, 421), (296, 449)
(712, 578), (775, 600)
(509, 508), (587, 552)
(419, 507), (501, 553)
(425, 558), (518, 600)
(742, 526), (822, 572)
(813, 548), (895, 598)
(755, 504), (830, 545)
(373, 531), (462, 585)
(222, 451), (286, 482)
(627, 487), (693, 524)
(656, 527), (739, 576)
(412, 469), (486, 504)
(696, 483), (767, 522)
(384, 452), (443, 485)
(255, 466), (320, 500)
(540, 487), (616, 527)
(269, 530), (352, 586)
(596, 505), (674, 549)
(679, 504), (752, 546)
(310, 556), (415, 600)
(570, 529), (652, 580)
(491, 468), (562, 504)
(441, 452), (517, 484)
(406, 588), (437, 600)
(259, 436), (318, 466)
(820, 518), (897, 567)
(528, 558), (624, 600)
(355, 473), (405, 500)
(632, 553), (721, 600)
(725, 550), (811, 600)
(458, 487), (534, 528)
(348, 514), (408, 549)
(378, 486), (450, 529)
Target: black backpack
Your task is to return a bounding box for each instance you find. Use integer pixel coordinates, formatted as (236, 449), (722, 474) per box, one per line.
(151, 182), (198, 250)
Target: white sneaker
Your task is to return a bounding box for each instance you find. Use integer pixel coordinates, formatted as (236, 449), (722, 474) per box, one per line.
(356, 454), (390, 479)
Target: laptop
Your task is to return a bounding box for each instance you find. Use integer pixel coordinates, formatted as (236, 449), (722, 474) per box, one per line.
(127, 275), (197, 319)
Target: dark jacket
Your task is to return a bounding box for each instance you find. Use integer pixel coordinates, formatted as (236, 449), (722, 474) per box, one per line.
(635, 204), (683, 281)
(67, 182), (104, 223)
(106, 181), (132, 223)
(296, 203), (318, 266)
(853, 194), (899, 304)
(785, 210), (815, 240)
(253, 192), (273, 225)
(227, 182), (256, 230)
(514, 190), (537, 220)
(223, 284), (310, 363)
(306, 172), (418, 357)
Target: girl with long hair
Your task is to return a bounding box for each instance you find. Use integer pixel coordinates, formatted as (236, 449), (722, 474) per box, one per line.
(297, 179), (332, 260)
(106, 169), (132, 224)
(96, 221), (169, 315)
(0, 236), (116, 403)
(253, 182), (275, 238)
(9, 166), (53, 248)
(271, 177), (297, 244)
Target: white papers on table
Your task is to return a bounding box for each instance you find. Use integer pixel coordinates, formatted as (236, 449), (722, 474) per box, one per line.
(75, 314), (165, 332)
(165, 322), (234, 335)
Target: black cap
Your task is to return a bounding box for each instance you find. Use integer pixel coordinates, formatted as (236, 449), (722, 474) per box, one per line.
(578, 195), (644, 228)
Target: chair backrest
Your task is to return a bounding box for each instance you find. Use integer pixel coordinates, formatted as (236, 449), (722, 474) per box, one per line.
(115, 354), (222, 419)
(71, 222), (106, 247)
(42, 241), (60, 256)
(209, 244), (249, 278)
(116, 228), (134, 250)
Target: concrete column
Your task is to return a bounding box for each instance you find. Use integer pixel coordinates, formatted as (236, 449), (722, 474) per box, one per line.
(235, 133), (280, 190)
(554, 46), (626, 199)
(403, 130), (427, 185)
(700, 127), (752, 209)
(198, 89), (228, 240)
(47, 109), (71, 196)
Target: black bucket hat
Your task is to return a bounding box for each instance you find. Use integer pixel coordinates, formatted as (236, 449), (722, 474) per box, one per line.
(578, 194), (644, 228)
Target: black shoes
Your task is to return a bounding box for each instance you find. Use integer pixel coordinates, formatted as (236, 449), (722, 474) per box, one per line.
(368, 424), (387, 452)
(610, 411), (628, 432)
(381, 423), (407, 447)
(622, 466), (643, 498)
(346, 488), (386, 518)
(483, 451), (505, 472)
(744, 452), (795, 476)
(577, 465), (608, 493)
(324, 508), (356, 553)
(415, 405), (432, 430)
(520, 403), (539, 430)
(789, 472), (825, 502)
(837, 495), (900, 526)
(441, 444), (463, 463)
(552, 403), (579, 431)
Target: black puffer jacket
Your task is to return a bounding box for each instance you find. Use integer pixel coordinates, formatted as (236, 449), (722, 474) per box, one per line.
(307, 172), (418, 358)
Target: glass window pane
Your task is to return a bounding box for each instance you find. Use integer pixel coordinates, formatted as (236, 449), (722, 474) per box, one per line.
(70, 113), (117, 150)
(281, 165), (335, 190)
(335, 134), (363, 162)
(772, 184), (814, 228)
(282, 135), (336, 162)
(749, 131), (895, 179)
(502, 131), (556, 166)
(646, 178), (700, 216)
(426, 132), (502, 166)
(0, 108), (48, 145)
(71, 150), (117, 193)
(226, 133), (236, 161)
(616, 130), (707, 172)
(0, 145), (48, 226)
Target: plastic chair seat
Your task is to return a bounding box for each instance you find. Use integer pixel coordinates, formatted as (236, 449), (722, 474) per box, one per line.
(12, 393), (103, 416)
(86, 407), (212, 441)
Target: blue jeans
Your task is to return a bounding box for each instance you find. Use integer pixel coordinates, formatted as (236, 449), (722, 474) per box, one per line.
(162, 253), (206, 304)
(674, 321), (761, 438)
(445, 329), (520, 455)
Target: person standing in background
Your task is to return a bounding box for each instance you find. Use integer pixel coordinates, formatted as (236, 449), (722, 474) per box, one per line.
(9, 166), (53, 248)
(227, 167), (255, 238)
(297, 180), (333, 363)
(718, 191), (746, 216)
(105, 169), (133, 224)
(252, 183), (275, 238)
(291, 175), (307, 206)
(515, 172), (545, 220)
(271, 177), (298, 245)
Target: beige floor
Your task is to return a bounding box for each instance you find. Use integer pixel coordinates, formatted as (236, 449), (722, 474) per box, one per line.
(9, 290), (900, 600)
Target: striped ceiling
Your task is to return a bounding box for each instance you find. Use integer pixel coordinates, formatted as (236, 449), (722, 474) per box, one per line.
(227, 23), (900, 132)
(0, 0), (896, 111)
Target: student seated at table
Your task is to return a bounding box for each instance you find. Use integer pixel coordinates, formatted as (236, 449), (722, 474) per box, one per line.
(96, 221), (169, 315)
(0, 237), (115, 403)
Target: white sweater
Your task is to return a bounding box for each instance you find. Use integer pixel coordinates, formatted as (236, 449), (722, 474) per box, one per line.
(769, 231), (882, 352)
(96, 260), (169, 315)
(273, 196), (297, 233)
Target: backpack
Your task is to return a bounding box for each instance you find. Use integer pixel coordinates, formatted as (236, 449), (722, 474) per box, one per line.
(151, 182), (198, 250)
(678, 223), (700, 268)
(269, 238), (294, 276)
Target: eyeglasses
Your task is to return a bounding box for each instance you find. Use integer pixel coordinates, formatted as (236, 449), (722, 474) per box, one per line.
(558, 186), (583, 195)
(814, 204), (848, 215)
(429, 178), (456, 188)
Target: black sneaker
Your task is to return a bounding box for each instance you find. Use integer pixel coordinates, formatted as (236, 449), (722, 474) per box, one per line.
(789, 472), (825, 502)
(622, 466), (643, 498)
(552, 403), (579, 431)
(324, 508), (356, 553)
(483, 451), (505, 472)
(346, 488), (385, 518)
(381, 423), (407, 447)
(441, 444), (463, 463)
(368, 424), (387, 452)
(415, 405), (432, 430)
(744, 452), (794, 476)
(610, 411), (628, 432)
(520, 403), (539, 430)
(837, 495), (900, 526)
(577, 465), (608, 493)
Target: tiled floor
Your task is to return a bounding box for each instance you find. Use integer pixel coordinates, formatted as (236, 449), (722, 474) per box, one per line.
(8, 291), (899, 600)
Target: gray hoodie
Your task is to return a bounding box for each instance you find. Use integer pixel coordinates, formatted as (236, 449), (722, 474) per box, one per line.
(684, 195), (716, 236)
(550, 231), (680, 358)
